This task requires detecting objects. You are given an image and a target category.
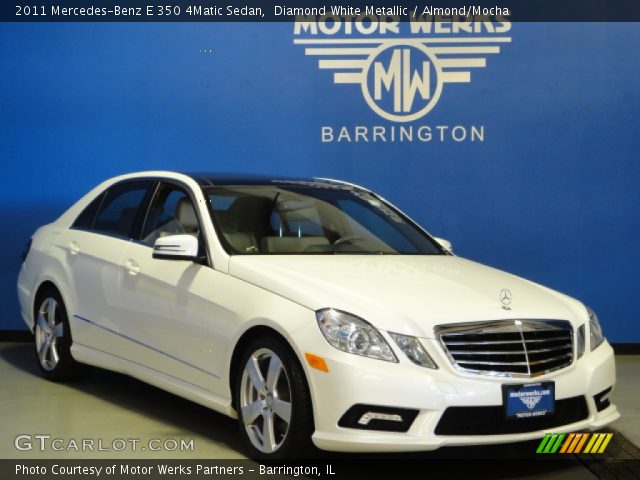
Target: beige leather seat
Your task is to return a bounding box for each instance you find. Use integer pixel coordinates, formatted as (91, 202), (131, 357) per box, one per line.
(260, 236), (329, 253)
(216, 209), (259, 253)
(175, 198), (199, 234)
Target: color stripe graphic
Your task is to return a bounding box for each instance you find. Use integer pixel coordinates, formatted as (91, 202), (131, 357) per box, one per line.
(537, 433), (613, 454)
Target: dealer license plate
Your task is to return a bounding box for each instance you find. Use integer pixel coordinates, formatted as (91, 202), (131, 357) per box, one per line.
(503, 382), (555, 419)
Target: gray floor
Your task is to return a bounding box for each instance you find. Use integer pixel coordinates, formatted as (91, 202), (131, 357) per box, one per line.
(0, 341), (638, 478)
(612, 356), (640, 446)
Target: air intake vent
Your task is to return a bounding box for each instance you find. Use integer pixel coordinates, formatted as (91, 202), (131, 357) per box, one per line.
(435, 396), (588, 435)
(435, 320), (573, 378)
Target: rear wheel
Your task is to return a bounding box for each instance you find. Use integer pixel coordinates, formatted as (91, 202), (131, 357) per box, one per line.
(34, 288), (84, 381)
(236, 336), (313, 459)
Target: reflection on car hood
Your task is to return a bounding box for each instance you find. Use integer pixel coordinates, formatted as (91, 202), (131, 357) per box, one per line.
(228, 255), (587, 337)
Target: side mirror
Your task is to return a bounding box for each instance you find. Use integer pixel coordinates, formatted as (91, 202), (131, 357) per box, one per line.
(153, 234), (198, 261)
(434, 237), (453, 253)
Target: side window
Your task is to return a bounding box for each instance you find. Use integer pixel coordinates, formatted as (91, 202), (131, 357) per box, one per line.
(93, 181), (151, 238)
(72, 191), (105, 230)
(141, 183), (200, 245)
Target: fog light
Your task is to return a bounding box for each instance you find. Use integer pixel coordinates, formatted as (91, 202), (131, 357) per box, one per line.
(357, 412), (403, 426)
(594, 387), (612, 412)
(338, 404), (419, 432)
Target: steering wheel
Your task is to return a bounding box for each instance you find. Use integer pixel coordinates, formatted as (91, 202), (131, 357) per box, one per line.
(333, 235), (365, 246)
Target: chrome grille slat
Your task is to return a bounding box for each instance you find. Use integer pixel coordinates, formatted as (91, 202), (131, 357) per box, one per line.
(456, 353), (572, 367)
(448, 344), (571, 356)
(435, 320), (574, 378)
(456, 359), (529, 366)
(443, 337), (571, 346)
(527, 353), (573, 366)
(441, 331), (569, 337)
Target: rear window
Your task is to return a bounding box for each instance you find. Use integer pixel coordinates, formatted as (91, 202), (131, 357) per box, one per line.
(91, 181), (152, 238)
(72, 191), (105, 230)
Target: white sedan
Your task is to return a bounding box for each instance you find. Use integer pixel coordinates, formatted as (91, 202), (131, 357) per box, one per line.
(17, 171), (619, 458)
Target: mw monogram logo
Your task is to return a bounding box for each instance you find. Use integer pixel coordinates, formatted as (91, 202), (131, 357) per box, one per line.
(520, 395), (542, 410)
(293, 15), (512, 123)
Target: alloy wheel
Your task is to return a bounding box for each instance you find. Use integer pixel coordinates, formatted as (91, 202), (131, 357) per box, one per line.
(239, 348), (292, 454)
(34, 297), (64, 371)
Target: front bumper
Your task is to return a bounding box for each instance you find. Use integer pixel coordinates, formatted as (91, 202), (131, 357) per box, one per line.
(291, 324), (619, 452)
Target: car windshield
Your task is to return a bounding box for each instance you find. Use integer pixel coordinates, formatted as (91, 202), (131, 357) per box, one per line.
(203, 182), (443, 255)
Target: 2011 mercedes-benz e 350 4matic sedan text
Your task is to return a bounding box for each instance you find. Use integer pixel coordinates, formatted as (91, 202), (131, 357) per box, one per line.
(17, 171), (619, 458)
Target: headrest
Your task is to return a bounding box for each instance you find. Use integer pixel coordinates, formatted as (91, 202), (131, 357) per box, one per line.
(175, 198), (198, 229)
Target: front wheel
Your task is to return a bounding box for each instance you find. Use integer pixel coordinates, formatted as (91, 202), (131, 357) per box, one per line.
(236, 336), (314, 459)
(34, 288), (84, 381)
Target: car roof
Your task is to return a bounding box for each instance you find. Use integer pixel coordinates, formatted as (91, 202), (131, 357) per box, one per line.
(183, 172), (355, 188)
(102, 171), (368, 192)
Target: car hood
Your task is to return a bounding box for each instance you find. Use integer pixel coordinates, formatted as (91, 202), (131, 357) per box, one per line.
(228, 255), (587, 338)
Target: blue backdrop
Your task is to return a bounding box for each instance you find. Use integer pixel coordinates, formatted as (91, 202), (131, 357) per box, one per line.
(1, 22), (638, 342)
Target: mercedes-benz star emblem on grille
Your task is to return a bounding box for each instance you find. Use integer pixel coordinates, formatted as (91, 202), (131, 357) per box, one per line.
(500, 289), (512, 306)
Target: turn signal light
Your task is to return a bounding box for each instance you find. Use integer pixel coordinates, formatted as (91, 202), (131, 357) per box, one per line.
(305, 353), (329, 372)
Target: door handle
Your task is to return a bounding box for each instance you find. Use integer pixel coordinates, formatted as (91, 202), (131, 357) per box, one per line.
(68, 241), (80, 256)
(124, 259), (140, 276)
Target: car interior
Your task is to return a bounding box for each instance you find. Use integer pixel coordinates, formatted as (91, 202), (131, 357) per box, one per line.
(213, 193), (333, 254)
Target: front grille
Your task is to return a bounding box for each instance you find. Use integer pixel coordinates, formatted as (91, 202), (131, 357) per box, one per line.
(435, 395), (588, 435)
(435, 320), (574, 378)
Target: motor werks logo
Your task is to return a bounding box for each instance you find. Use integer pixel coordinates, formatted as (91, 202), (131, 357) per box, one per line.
(293, 10), (512, 142)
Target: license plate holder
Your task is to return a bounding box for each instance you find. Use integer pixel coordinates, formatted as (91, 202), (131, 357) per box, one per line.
(503, 382), (555, 419)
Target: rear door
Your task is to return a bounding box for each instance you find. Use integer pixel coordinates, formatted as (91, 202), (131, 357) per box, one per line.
(63, 180), (154, 352)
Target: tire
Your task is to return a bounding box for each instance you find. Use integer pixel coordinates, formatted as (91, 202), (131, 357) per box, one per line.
(33, 288), (84, 381)
(235, 335), (314, 460)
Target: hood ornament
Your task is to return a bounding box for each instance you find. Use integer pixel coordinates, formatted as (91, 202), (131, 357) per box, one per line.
(500, 289), (512, 311)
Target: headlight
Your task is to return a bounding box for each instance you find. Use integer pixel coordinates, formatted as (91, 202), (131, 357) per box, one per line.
(316, 309), (397, 362)
(576, 324), (586, 359)
(588, 306), (605, 351)
(389, 332), (438, 369)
